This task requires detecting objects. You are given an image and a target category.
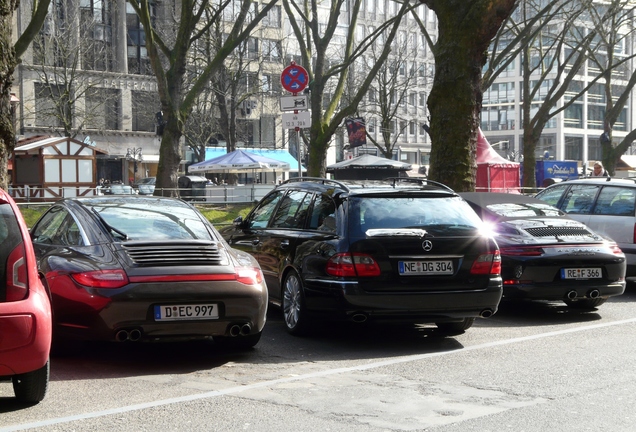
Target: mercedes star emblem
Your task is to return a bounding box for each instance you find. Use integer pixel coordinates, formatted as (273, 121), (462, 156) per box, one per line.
(422, 240), (433, 251)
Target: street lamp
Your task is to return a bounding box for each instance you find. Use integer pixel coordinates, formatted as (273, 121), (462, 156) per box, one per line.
(126, 147), (143, 184)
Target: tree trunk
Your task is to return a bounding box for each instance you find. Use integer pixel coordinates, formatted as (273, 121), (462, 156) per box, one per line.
(424, 1), (516, 192)
(0, 0), (19, 191)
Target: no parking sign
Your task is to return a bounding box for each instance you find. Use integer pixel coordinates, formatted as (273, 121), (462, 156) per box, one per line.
(281, 63), (309, 94)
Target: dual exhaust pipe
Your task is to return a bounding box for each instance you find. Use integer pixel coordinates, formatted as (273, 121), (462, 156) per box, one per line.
(566, 289), (601, 300)
(229, 323), (252, 337)
(115, 328), (142, 342)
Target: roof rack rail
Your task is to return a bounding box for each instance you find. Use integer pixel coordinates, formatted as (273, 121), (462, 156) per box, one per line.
(282, 177), (351, 191)
(383, 177), (455, 192)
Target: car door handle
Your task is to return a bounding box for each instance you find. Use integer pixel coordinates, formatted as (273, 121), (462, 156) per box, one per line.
(280, 240), (290, 248)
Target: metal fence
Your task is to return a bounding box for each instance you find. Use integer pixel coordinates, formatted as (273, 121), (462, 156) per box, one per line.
(10, 184), (276, 205)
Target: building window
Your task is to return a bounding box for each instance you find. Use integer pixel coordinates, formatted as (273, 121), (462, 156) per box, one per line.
(262, 74), (282, 94)
(419, 92), (426, 107)
(263, 5), (281, 27)
(80, 0), (113, 71)
(565, 136), (583, 160)
(126, 2), (153, 75)
(86, 88), (120, 130)
(588, 138), (602, 161)
(260, 116), (276, 147)
(132, 91), (159, 132)
(262, 39), (282, 62)
(35, 83), (65, 128)
(245, 37), (259, 59)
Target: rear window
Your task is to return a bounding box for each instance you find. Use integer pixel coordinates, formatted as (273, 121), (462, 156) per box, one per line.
(0, 202), (22, 301)
(90, 203), (213, 241)
(485, 202), (562, 218)
(348, 196), (483, 235)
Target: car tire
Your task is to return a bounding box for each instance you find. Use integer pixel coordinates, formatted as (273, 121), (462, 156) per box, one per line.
(214, 332), (262, 350)
(12, 360), (49, 404)
(282, 271), (311, 336)
(564, 297), (607, 309)
(435, 318), (475, 335)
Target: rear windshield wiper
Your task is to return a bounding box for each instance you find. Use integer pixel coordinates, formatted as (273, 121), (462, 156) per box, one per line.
(92, 208), (128, 240)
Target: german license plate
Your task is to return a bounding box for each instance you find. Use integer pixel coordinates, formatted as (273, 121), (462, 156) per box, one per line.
(561, 268), (602, 279)
(399, 260), (454, 275)
(154, 304), (219, 321)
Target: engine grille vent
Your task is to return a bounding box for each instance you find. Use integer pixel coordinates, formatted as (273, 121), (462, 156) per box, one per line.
(122, 241), (223, 266)
(525, 226), (593, 238)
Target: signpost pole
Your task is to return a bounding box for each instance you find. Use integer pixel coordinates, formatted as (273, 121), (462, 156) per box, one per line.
(280, 62), (309, 180)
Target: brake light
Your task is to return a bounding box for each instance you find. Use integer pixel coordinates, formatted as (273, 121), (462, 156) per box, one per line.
(235, 267), (264, 285)
(499, 246), (544, 256)
(608, 242), (624, 255)
(6, 243), (28, 301)
(71, 269), (129, 289)
(470, 250), (501, 275)
(326, 253), (381, 277)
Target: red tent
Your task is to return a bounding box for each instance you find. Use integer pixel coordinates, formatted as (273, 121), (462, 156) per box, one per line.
(476, 129), (520, 193)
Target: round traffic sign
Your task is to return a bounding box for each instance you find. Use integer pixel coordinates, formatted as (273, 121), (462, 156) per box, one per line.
(281, 63), (309, 94)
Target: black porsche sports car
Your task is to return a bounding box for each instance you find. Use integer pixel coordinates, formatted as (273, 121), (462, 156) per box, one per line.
(461, 192), (626, 309)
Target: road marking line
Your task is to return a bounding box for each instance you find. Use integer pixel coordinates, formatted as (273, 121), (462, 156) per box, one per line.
(4, 317), (636, 432)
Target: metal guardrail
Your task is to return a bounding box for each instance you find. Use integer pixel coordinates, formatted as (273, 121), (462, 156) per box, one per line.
(10, 184), (276, 205)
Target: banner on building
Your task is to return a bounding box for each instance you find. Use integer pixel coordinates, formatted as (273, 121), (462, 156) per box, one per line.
(345, 117), (367, 148)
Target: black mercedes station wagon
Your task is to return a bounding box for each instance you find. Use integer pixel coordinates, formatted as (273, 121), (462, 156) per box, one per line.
(220, 178), (503, 336)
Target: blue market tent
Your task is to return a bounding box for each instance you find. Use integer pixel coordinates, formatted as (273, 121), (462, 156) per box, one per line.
(189, 149), (291, 173)
(202, 148), (306, 173)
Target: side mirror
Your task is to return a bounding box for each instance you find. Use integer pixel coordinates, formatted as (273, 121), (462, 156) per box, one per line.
(233, 216), (244, 227)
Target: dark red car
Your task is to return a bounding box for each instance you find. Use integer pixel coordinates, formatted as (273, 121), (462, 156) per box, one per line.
(0, 188), (53, 403)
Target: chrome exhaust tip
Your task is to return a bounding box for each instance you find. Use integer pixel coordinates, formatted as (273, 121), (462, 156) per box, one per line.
(587, 289), (600, 299)
(480, 309), (494, 318)
(351, 313), (368, 323)
(229, 325), (242, 337)
(129, 329), (142, 342)
(240, 323), (252, 336)
(115, 330), (129, 342)
(566, 290), (578, 300)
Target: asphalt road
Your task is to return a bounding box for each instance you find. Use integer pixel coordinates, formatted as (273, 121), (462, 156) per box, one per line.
(2, 287), (636, 432)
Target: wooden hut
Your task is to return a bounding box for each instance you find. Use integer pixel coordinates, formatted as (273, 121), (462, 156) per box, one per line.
(12, 135), (108, 201)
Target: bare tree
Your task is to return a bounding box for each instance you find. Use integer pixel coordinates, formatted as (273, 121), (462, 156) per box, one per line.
(282, 0), (412, 177)
(21, 3), (121, 138)
(358, 32), (420, 159)
(0, 0), (52, 190)
(127, 0), (279, 197)
(588, 0), (636, 174)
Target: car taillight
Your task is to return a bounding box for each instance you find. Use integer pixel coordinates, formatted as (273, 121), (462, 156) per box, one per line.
(235, 267), (264, 285)
(71, 269), (129, 289)
(470, 250), (501, 275)
(608, 242), (624, 255)
(5, 243), (28, 301)
(499, 246), (544, 256)
(326, 253), (381, 277)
